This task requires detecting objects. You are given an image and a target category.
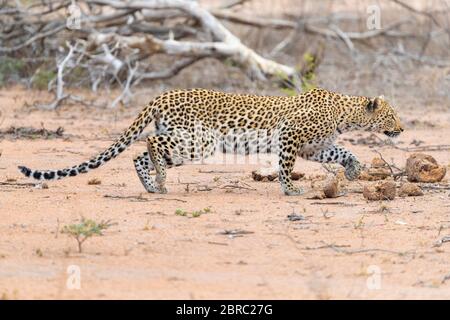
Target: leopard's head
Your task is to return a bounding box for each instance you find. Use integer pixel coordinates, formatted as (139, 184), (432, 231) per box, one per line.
(363, 96), (404, 137)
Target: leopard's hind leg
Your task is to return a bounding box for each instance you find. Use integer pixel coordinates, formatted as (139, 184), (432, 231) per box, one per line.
(133, 151), (158, 193)
(146, 135), (175, 194)
(133, 150), (184, 193)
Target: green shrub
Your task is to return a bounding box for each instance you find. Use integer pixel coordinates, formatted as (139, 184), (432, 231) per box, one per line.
(278, 52), (318, 95)
(32, 69), (56, 90)
(0, 57), (25, 86)
(175, 207), (212, 218)
(62, 218), (114, 253)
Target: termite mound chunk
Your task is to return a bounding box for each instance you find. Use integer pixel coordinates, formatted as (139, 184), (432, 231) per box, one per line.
(399, 183), (423, 197)
(363, 181), (396, 201)
(406, 153), (446, 183)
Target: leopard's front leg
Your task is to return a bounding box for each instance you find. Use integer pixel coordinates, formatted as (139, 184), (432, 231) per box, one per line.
(308, 144), (362, 181)
(277, 128), (303, 196)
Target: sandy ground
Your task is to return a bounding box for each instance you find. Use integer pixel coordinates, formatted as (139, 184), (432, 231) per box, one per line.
(0, 87), (450, 300)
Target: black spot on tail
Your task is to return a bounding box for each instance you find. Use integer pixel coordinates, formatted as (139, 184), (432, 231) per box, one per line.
(33, 171), (42, 179)
(88, 162), (100, 169)
(57, 170), (68, 177)
(43, 171), (55, 180)
(18, 166), (32, 177)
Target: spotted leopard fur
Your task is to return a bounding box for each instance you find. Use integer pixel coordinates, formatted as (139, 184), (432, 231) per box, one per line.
(18, 88), (403, 195)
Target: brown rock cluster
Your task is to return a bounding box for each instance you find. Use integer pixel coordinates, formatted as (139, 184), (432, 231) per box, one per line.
(361, 153), (447, 200)
(363, 181), (396, 201)
(405, 153), (446, 183)
(398, 183), (423, 197)
(251, 170), (304, 182)
(359, 157), (391, 181)
(251, 154), (445, 202)
(323, 177), (339, 198)
(308, 175), (340, 199)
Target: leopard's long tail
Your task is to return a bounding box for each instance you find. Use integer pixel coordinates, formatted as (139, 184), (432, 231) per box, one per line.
(18, 103), (156, 181)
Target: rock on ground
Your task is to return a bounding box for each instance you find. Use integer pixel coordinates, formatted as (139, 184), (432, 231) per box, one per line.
(406, 153), (446, 183)
(359, 157), (392, 181)
(399, 182), (423, 197)
(363, 181), (396, 201)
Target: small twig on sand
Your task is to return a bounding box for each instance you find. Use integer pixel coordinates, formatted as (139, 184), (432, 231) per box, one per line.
(305, 241), (414, 256)
(0, 181), (36, 187)
(207, 241), (228, 246)
(218, 229), (254, 236)
(442, 273), (450, 284)
(373, 150), (395, 176)
(287, 213), (305, 221)
(198, 169), (243, 174)
(104, 194), (187, 202)
(220, 183), (256, 191)
(373, 149), (406, 179)
(433, 235), (450, 247)
(420, 184), (450, 191)
(395, 144), (450, 152)
(309, 201), (358, 206)
(55, 218), (60, 239)
(197, 185), (213, 191)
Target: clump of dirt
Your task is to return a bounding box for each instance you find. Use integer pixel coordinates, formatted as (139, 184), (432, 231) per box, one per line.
(88, 178), (102, 185)
(251, 170), (303, 182)
(399, 182), (423, 197)
(406, 153), (447, 183)
(0, 126), (65, 140)
(308, 175), (340, 199)
(359, 157), (392, 181)
(323, 176), (340, 198)
(363, 181), (396, 201)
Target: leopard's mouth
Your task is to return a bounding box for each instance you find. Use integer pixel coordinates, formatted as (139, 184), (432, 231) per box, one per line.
(384, 130), (401, 138)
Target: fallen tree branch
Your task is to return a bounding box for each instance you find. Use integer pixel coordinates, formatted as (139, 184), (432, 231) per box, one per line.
(86, 0), (296, 79)
(0, 0), (299, 107)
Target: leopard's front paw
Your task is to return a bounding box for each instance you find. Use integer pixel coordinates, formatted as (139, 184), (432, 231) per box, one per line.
(283, 186), (305, 196)
(345, 160), (362, 181)
(142, 181), (167, 194)
(157, 186), (168, 194)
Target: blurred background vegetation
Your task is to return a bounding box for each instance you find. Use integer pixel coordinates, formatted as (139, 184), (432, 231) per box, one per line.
(0, 0), (449, 109)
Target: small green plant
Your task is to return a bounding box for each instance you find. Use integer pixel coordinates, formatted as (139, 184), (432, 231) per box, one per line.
(354, 215), (366, 230)
(32, 68), (56, 90)
(300, 52), (317, 92)
(202, 207), (212, 214)
(62, 218), (114, 253)
(175, 207), (212, 218)
(35, 248), (43, 257)
(0, 57), (25, 86)
(1, 289), (18, 300)
(66, 65), (88, 83)
(175, 209), (188, 216)
(278, 52), (318, 96)
(191, 211), (202, 218)
(142, 219), (153, 231)
(223, 57), (239, 68)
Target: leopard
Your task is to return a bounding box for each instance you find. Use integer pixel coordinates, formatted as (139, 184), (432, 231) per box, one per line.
(18, 87), (403, 196)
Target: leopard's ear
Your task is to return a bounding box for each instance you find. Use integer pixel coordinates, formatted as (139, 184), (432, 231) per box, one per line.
(367, 97), (381, 113)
